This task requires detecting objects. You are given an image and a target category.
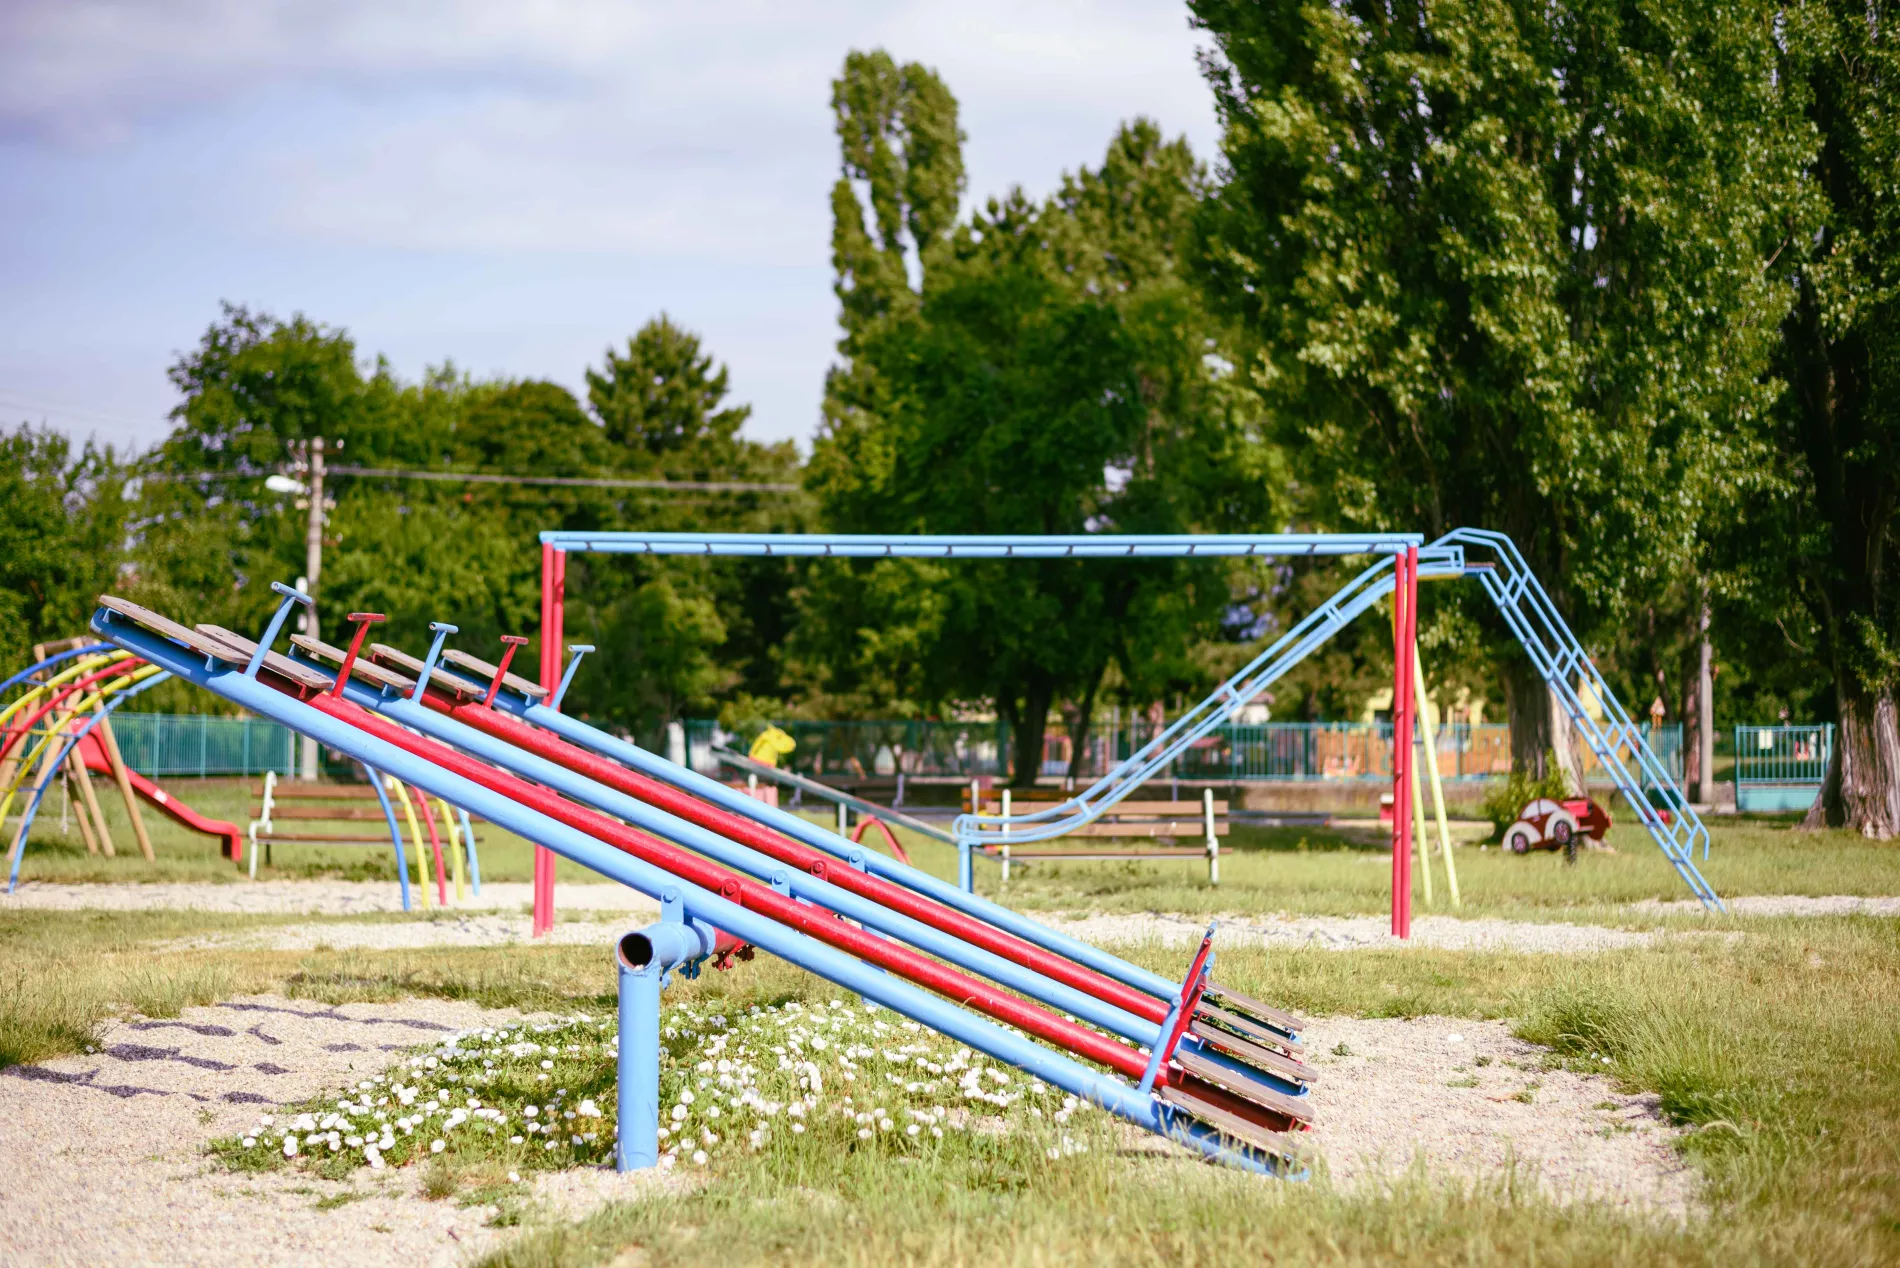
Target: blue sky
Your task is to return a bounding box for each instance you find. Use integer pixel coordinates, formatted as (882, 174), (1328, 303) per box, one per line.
(0, 1), (1221, 457)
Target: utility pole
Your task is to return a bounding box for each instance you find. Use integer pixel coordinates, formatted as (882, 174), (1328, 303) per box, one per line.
(1697, 602), (1715, 805)
(299, 438), (325, 781)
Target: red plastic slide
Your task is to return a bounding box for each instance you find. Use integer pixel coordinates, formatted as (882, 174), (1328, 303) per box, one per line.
(75, 732), (245, 861)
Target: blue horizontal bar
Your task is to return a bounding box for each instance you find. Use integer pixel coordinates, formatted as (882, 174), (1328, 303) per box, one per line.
(539, 531), (1423, 558)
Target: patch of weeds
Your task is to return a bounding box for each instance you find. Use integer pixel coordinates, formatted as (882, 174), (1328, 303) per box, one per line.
(1593, 1100), (1619, 1110)
(212, 998), (1100, 1185)
(1448, 1076), (1480, 1088)
(312, 1190), (364, 1211)
(1475, 1055), (1493, 1067)
(423, 1156), (460, 1200)
(1331, 1042), (1352, 1057)
(1513, 1088), (1537, 1104)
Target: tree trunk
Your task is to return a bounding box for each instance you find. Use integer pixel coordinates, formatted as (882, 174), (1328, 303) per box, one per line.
(1004, 677), (1057, 790)
(1801, 684), (1900, 837)
(1503, 657), (1584, 793)
(1062, 669), (1106, 788)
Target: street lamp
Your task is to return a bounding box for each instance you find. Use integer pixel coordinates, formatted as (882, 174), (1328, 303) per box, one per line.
(267, 439), (335, 780)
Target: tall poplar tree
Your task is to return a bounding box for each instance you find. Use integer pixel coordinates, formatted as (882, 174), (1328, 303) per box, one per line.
(1190, 0), (1796, 785)
(1770, 0), (1900, 833)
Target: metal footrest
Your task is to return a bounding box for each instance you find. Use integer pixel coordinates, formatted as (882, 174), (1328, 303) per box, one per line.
(1158, 1084), (1308, 1165)
(1171, 1046), (1313, 1127)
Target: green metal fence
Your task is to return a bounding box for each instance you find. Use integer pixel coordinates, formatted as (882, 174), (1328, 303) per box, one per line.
(685, 718), (1684, 785)
(109, 712), (296, 778)
(1734, 724), (1831, 812)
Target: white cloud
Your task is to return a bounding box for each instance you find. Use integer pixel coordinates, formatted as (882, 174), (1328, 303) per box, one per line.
(2, 1), (1223, 450)
(4, 1), (1217, 259)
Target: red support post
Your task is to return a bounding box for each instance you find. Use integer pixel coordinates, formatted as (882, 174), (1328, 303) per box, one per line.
(534, 543), (565, 937)
(1391, 545), (1418, 939)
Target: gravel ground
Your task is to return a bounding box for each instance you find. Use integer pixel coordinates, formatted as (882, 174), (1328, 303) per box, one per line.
(1049, 911), (1666, 954)
(159, 913), (631, 953)
(1631, 893), (1900, 918)
(0, 999), (1694, 1268)
(1301, 1016), (1696, 1215)
(0, 881), (655, 918)
(0, 995), (691, 1268)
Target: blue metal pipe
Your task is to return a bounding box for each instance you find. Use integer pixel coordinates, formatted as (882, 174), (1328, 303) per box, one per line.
(616, 919), (710, 1171)
(459, 806), (480, 895)
(358, 762), (411, 912)
(540, 531), (1423, 558)
(489, 692), (1188, 1004)
(93, 608), (1287, 1175)
(316, 669), (1164, 1047)
(0, 644), (112, 698)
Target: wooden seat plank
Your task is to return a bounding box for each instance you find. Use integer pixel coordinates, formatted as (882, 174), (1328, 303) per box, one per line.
(95, 596), (244, 666)
(1187, 1020), (1315, 1086)
(1171, 1047), (1314, 1125)
(193, 625), (334, 692)
(1157, 1085), (1308, 1164)
(1202, 986), (1305, 1039)
(367, 644), (487, 699)
(441, 648), (549, 700)
(290, 634), (416, 694)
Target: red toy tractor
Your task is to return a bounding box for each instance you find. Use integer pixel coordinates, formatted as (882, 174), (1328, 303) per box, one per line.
(1502, 797), (1612, 863)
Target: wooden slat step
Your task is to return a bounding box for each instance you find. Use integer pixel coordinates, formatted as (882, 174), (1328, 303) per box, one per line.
(255, 783), (383, 799)
(1195, 1001), (1303, 1056)
(1203, 984), (1305, 1038)
(253, 833), (402, 845)
(1187, 1020), (1315, 1087)
(1171, 1047), (1313, 1126)
(1157, 1085), (1307, 1165)
(988, 848), (1209, 860)
(968, 798), (1228, 816)
(368, 644), (487, 699)
(1054, 821), (1230, 838)
(291, 635), (416, 693)
(441, 647), (549, 700)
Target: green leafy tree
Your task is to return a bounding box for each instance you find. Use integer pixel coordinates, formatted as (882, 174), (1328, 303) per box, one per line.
(807, 51), (1275, 783)
(587, 315), (752, 467)
(0, 426), (132, 668)
(1190, 0), (1796, 787)
(1762, 0), (1900, 833)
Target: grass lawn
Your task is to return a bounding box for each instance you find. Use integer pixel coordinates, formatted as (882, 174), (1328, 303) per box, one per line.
(17, 782), (1900, 923)
(5, 795), (1898, 1264)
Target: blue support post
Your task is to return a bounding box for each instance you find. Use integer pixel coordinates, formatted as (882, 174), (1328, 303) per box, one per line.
(616, 916), (709, 1171)
(551, 645), (595, 712)
(459, 806), (480, 895)
(360, 763), (411, 913)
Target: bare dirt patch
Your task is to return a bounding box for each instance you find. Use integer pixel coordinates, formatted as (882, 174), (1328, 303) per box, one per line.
(1, 880), (654, 918)
(1303, 1016), (1696, 1216)
(0, 995), (679, 1267)
(1050, 910), (1665, 954)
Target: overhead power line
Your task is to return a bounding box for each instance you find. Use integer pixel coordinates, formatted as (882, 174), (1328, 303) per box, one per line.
(329, 466), (800, 493)
(146, 466), (800, 494)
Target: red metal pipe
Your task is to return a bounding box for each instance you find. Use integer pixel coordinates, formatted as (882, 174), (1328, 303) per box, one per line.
(267, 674), (1160, 1083)
(423, 691), (1176, 1027)
(412, 782), (449, 905)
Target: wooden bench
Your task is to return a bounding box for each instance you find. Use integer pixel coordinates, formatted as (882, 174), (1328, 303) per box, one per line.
(248, 772), (484, 907)
(963, 787), (1229, 885)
